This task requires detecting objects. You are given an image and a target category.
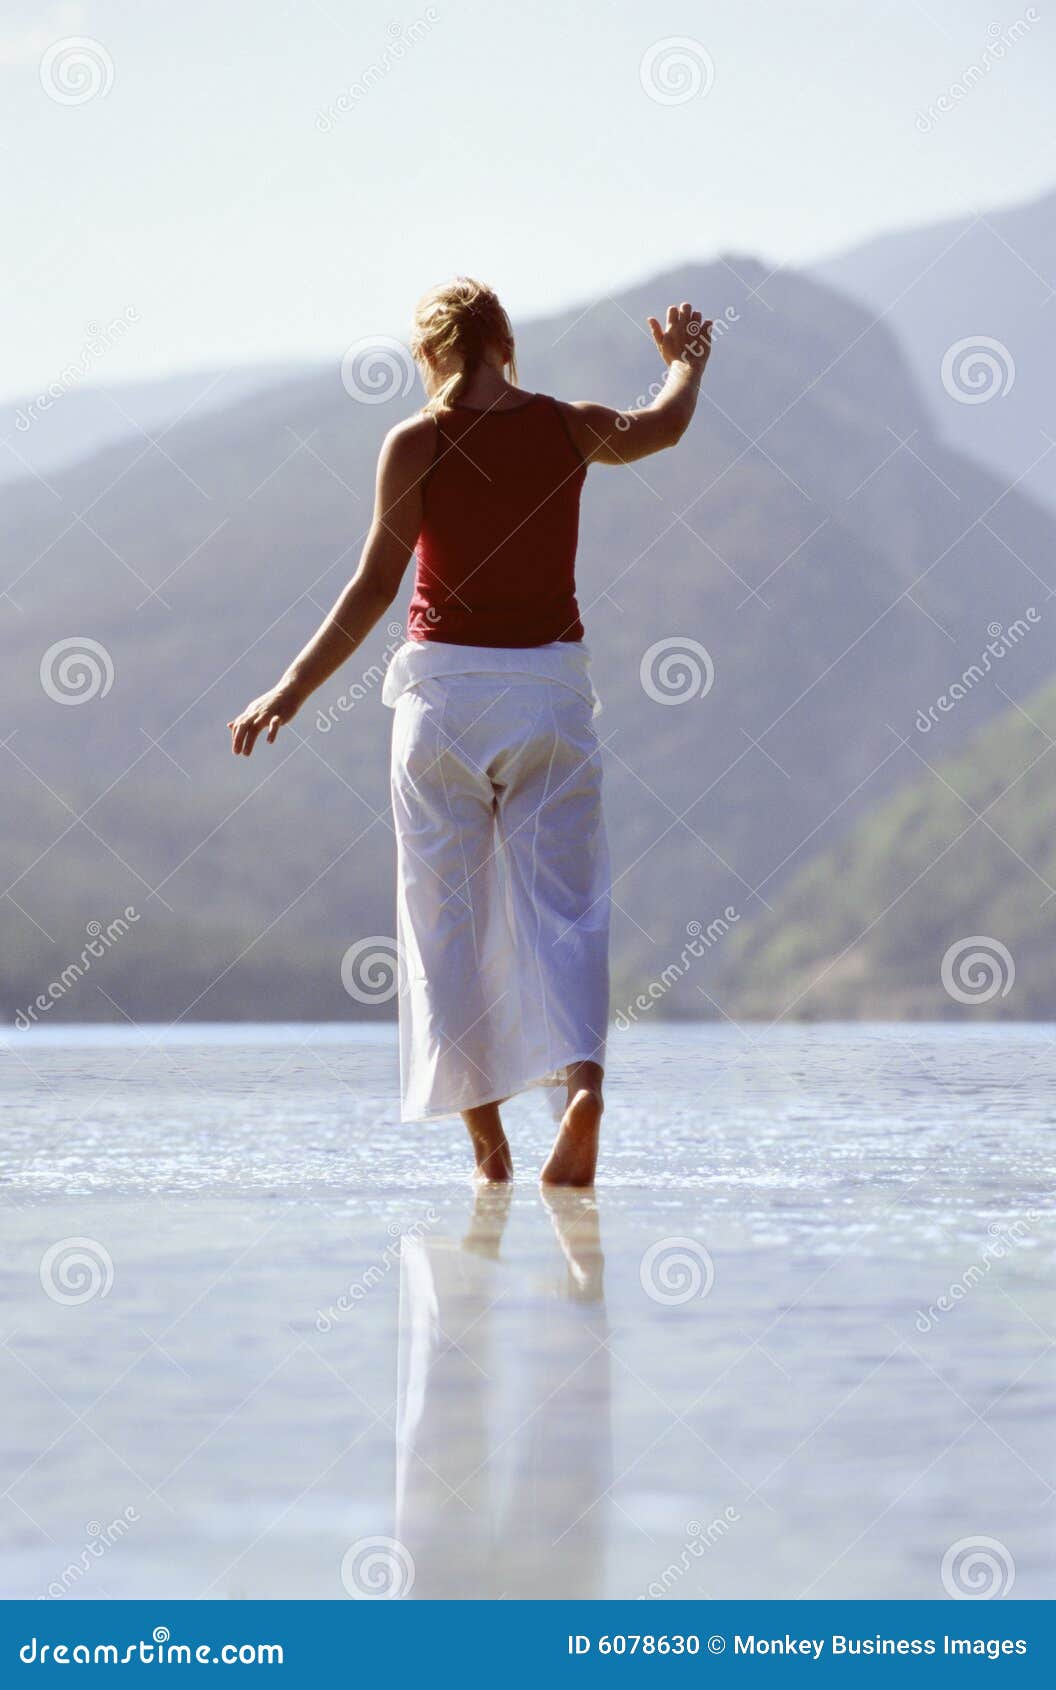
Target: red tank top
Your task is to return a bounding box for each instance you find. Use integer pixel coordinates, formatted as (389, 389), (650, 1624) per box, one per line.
(408, 393), (586, 647)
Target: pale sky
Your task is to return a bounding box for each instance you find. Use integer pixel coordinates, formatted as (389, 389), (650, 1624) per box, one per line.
(3, 0), (1054, 399)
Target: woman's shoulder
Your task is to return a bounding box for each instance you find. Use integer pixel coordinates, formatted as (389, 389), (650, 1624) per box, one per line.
(384, 410), (437, 455)
(379, 411), (438, 485)
(388, 410), (437, 445)
(543, 395), (592, 465)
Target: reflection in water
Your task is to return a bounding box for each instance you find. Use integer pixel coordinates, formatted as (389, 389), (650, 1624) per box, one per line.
(396, 1190), (611, 1598)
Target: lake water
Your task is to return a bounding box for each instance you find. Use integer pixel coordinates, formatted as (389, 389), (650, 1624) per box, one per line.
(1, 1023), (1052, 1600)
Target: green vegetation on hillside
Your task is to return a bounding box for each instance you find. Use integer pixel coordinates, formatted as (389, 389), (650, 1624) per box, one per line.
(722, 679), (1056, 1019)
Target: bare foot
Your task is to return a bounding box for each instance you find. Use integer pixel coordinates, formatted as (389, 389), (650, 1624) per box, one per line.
(462, 1102), (513, 1184)
(472, 1138), (513, 1184)
(540, 1088), (602, 1187)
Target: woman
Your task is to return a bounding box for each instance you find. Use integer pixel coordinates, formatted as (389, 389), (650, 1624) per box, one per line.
(229, 279), (710, 1185)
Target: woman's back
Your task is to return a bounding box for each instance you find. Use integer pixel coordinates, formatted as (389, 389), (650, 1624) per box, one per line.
(408, 393), (586, 647)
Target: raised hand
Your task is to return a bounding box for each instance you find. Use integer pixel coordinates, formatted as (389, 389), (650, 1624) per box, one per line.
(646, 302), (713, 375)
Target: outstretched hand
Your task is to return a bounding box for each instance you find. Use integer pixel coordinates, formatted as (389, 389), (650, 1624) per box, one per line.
(647, 302), (713, 375)
(228, 680), (302, 757)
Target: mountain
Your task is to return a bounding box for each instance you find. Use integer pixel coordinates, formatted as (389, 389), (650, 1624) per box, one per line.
(812, 183), (1056, 513)
(2, 257), (1056, 1025)
(0, 363), (316, 490)
(719, 675), (1056, 1020)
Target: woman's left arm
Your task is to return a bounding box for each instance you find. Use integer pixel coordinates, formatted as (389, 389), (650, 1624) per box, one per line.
(228, 415), (434, 757)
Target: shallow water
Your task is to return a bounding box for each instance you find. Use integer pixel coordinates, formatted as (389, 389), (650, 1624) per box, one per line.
(1, 1023), (1053, 1599)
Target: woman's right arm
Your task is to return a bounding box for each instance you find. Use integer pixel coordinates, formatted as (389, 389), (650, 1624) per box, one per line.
(227, 416), (432, 757)
(563, 302), (712, 465)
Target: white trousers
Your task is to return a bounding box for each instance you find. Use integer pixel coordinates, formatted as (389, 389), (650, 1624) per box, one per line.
(390, 672), (610, 1122)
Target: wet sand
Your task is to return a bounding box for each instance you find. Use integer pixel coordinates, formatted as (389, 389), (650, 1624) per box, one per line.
(1, 1024), (1052, 1599)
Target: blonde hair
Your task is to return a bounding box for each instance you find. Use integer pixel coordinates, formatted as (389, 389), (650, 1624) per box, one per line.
(410, 277), (518, 415)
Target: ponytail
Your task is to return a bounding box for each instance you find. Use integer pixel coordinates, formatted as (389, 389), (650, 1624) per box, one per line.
(410, 278), (517, 415)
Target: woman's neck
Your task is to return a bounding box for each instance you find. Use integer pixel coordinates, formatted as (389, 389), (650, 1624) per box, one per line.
(454, 363), (525, 410)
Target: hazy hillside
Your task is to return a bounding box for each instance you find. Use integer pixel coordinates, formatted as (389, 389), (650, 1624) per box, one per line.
(720, 676), (1056, 1020)
(813, 183), (1056, 512)
(2, 257), (1055, 1024)
(0, 363), (315, 490)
